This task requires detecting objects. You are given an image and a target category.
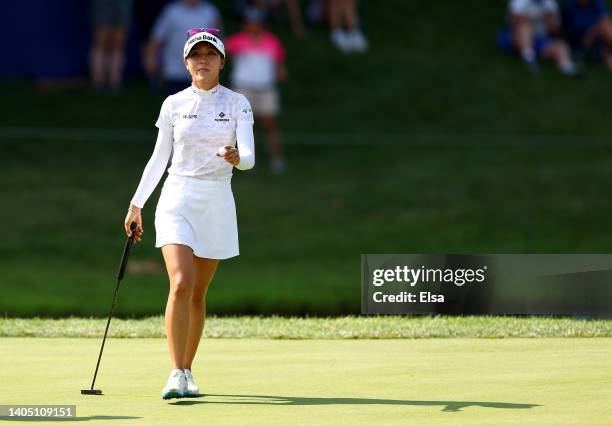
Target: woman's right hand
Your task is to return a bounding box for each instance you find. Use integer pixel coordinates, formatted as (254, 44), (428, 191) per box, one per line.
(124, 205), (144, 243)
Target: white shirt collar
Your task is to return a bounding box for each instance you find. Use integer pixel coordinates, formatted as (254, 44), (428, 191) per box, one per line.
(190, 83), (220, 97)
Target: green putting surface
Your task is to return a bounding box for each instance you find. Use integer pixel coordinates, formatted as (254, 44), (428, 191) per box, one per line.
(1, 338), (610, 425)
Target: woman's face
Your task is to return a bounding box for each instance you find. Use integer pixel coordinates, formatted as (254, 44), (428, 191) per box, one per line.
(184, 43), (224, 85)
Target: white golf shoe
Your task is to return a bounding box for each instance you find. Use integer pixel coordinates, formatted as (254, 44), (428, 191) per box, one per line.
(347, 29), (368, 53)
(331, 29), (351, 53)
(183, 369), (200, 397)
(161, 368), (186, 399)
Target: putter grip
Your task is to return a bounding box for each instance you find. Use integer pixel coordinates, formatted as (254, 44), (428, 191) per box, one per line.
(117, 222), (137, 281)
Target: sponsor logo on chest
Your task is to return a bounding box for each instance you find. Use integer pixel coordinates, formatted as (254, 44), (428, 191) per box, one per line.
(179, 112), (230, 122)
(214, 111), (230, 122)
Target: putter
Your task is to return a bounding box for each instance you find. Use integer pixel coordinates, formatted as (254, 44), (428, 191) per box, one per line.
(81, 221), (138, 396)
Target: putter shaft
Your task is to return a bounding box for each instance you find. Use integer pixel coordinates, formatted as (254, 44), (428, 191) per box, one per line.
(83, 222), (137, 395)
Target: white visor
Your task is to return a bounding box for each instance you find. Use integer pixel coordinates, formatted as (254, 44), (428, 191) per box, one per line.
(183, 31), (225, 59)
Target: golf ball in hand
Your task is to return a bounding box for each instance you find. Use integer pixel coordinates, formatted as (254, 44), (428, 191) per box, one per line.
(217, 146), (227, 156)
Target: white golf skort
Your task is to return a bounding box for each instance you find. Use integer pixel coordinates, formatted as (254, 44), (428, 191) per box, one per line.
(154, 173), (239, 259)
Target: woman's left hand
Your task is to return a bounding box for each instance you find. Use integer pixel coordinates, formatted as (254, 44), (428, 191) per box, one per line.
(217, 146), (240, 166)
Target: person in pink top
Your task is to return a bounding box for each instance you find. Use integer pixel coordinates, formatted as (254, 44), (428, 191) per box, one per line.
(226, 7), (287, 174)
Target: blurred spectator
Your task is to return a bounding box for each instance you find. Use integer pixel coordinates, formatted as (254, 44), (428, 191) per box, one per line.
(146, 0), (222, 93)
(328, 0), (368, 53)
(497, 0), (579, 75)
(563, 0), (612, 70)
(226, 8), (287, 174)
(235, 0), (306, 39)
(134, 0), (169, 78)
(90, 0), (134, 92)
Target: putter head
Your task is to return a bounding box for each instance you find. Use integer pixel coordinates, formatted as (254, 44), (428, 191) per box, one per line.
(81, 389), (103, 395)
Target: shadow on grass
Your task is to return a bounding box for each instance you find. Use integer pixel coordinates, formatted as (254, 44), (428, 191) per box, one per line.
(170, 394), (541, 412)
(0, 415), (141, 422)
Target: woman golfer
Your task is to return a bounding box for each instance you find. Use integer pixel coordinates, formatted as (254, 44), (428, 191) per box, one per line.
(123, 28), (255, 399)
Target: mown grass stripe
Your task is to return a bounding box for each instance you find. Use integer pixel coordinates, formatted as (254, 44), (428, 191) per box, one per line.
(1, 316), (611, 339)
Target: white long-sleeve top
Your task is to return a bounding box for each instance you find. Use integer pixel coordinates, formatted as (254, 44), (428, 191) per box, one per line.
(130, 84), (255, 208)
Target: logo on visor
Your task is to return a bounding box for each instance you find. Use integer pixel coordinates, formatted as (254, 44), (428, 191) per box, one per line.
(189, 34), (217, 45)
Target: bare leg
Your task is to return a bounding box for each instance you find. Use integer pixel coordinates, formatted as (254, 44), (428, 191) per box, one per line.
(340, 0), (357, 30)
(541, 40), (575, 73)
(90, 27), (110, 90)
(285, 0), (306, 38)
(162, 244), (195, 370)
(329, 0), (342, 30)
(600, 47), (612, 70)
(512, 18), (536, 63)
(108, 27), (127, 91)
(592, 19), (612, 70)
(598, 18), (612, 45)
(258, 115), (284, 163)
(183, 257), (219, 370)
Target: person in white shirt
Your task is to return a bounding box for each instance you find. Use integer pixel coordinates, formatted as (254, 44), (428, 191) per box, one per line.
(499, 0), (579, 74)
(124, 28), (255, 399)
(145, 0), (222, 93)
